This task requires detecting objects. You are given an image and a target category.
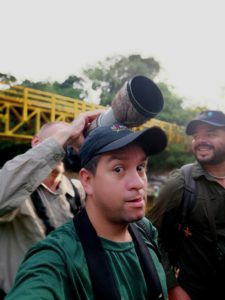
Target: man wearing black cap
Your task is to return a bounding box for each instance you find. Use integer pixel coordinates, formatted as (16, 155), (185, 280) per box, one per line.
(149, 110), (225, 300)
(5, 124), (168, 300)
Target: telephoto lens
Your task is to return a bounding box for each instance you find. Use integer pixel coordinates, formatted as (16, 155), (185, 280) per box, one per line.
(87, 75), (164, 133)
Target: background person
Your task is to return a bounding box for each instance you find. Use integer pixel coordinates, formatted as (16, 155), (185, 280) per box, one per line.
(0, 110), (101, 297)
(148, 110), (225, 300)
(6, 124), (168, 300)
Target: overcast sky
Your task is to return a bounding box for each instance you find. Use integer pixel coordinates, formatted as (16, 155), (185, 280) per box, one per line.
(1, 0), (225, 110)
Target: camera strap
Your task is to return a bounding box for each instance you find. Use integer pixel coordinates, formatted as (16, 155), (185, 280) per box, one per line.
(73, 208), (163, 300)
(31, 180), (82, 235)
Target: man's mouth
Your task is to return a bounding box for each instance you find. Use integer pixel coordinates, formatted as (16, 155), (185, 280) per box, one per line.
(195, 144), (213, 152)
(125, 197), (145, 207)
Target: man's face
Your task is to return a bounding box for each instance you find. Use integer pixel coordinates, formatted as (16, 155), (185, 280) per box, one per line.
(191, 123), (225, 165)
(85, 144), (148, 224)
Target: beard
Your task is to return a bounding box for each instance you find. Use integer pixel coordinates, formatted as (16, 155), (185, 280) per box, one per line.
(193, 142), (225, 165)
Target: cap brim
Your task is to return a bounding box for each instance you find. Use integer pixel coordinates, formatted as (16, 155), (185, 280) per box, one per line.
(186, 120), (225, 135)
(96, 126), (167, 156)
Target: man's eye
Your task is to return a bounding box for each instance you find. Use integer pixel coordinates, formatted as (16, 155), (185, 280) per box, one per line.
(137, 165), (146, 172)
(114, 166), (123, 173)
(207, 132), (216, 137)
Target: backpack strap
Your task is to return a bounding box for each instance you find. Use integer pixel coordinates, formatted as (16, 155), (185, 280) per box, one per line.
(31, 180), (82, 235)
(66, 182), (82, 215)
(129, 223), (163, 299)
(30, 189), (55, 235)
(73, 208), (120, 300)
(136, 219), (161, 262)
(73, 209), (163, 300)
(179, 164), (197, 233)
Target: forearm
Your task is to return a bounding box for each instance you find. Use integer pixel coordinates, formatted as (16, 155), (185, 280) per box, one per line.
(50, 109), (103, 150)
(0, 138), (64, 215)
(5, 243), (69, 300)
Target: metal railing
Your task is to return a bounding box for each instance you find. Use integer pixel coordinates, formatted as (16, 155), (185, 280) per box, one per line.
(0, 83), (190, 145)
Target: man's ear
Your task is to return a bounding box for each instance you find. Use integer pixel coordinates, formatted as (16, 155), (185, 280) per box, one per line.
(31, 135), (40, 148)
(79, 168), (93, 196)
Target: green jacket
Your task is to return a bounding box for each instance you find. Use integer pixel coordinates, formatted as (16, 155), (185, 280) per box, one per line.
(149, 162), (225, 300)
(6, 218), (167, 300)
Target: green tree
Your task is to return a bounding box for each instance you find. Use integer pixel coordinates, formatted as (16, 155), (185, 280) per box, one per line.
(0, 73), (17, 83)
(83, 54), (160, 106)
(22, 75), (87, 99)
(83, 54), (208, 125)
(153, 83), (208, 126)
(0, 56), (209, 171)
(149, 142), (194, 172)
(156, 83), (203, 125)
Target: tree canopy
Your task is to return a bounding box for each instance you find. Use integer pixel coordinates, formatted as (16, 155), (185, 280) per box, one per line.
(82, 54), (206, 126)
(22, 75), (87, 99)
(83, 54), (161, 106)
(0, 53), (208, 170)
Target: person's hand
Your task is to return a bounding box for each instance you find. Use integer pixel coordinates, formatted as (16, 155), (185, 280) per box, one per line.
(53, 109), (104, 149)
(168, 286), (192, 300)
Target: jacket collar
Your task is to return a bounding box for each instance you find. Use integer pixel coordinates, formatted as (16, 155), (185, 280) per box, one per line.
(41, 175), (75, 197)
(192, 161), (217, 182)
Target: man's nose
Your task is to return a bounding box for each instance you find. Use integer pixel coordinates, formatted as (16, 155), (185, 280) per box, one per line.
(193, 134), (208, 143)
(127, 171), (146, 190)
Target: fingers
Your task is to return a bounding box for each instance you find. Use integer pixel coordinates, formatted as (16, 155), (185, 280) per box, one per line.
(83, 109), (104, 123)
(48, 109), (104, 148)
(74, 109), (104, 130)
(68, 109), (104, 148)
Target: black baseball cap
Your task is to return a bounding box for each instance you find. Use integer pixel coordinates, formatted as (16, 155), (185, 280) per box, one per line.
(186, 110), (225, 135)
(79, 124), (167, 167)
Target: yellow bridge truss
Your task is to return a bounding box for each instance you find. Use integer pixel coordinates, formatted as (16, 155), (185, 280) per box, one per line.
(0, 83), (189, 145)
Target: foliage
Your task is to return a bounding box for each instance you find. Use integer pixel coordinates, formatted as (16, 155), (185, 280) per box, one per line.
(82, 55), (208, 125)
(0, 53), (209, 171)
(0, 73), (16, 83)
(156, 82), (187, 125)
(83, 54), (160, 106)
(157, 83), (208, 126)
(148, 142), (195, 173)
(22, 75), (87, 99)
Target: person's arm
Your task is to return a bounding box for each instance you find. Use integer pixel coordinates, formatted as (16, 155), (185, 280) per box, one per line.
(51, 109), (103, 150)
(0, 138), (65, 217)
(5, 243), (69, 300)
(148, 170), (185, 291)
(0, 110), (102, 219)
